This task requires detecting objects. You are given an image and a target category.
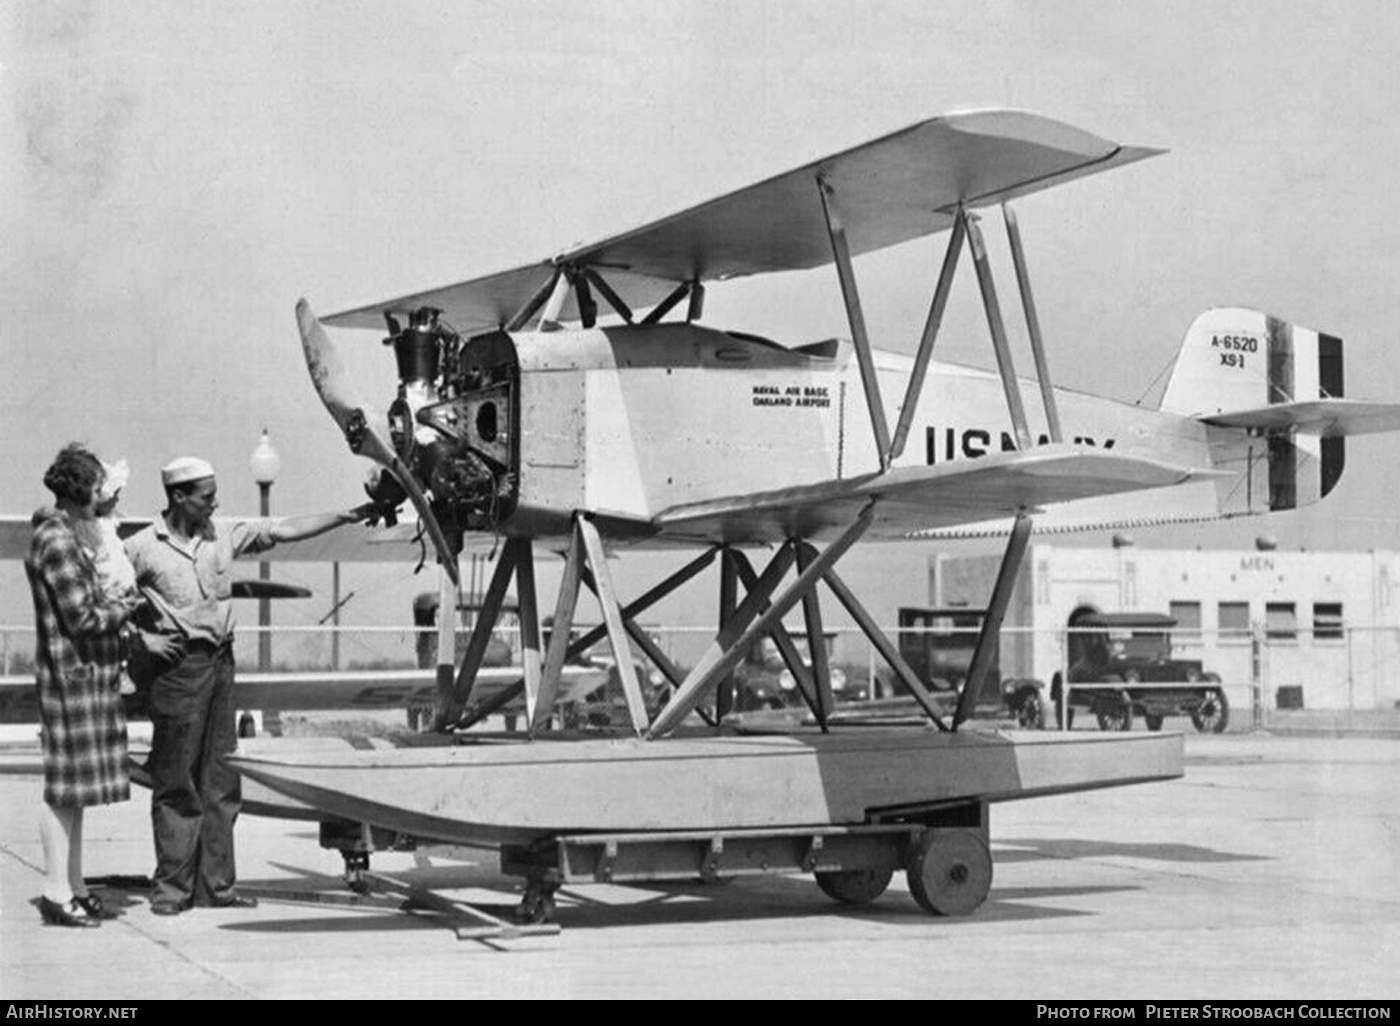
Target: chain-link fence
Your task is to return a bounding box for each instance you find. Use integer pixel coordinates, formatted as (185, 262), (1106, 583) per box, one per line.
(4, 620), (1397, 731)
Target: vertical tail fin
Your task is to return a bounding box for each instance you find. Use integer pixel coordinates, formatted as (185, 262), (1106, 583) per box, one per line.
(1161, 307), (1345, 509)
(1160, 307), (1343, 416)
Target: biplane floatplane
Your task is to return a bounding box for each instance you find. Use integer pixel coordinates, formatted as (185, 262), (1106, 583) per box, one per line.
(227, 109), (1400, 924)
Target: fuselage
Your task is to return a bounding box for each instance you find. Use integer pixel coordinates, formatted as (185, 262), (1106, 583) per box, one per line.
(461, 322), (1250, 541)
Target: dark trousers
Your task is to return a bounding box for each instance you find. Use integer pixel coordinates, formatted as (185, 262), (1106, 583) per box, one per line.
(148, 644), (240, 905)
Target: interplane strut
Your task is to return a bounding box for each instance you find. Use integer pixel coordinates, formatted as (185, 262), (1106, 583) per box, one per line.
(964, 212), (1033, 450)
(1003, 204), (1063, 443)
(889, 213), (966, 462)
(818, 176), (892, 470)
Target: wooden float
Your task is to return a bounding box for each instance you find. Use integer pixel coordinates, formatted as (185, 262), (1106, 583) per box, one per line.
(228, 727), (1182, 849)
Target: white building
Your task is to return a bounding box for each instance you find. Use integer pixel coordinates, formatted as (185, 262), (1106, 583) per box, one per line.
(933, 542), (1400, 713)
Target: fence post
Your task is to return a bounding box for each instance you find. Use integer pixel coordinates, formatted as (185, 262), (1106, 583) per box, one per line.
(1058, 625), (1069, 731)
(1250, 621), (1264, 731)
(867, 637), (877, 699)
(1346, 622), (1355, 730)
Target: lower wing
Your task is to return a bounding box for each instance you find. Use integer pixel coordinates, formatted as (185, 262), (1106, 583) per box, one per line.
(652, 445), (1223, 545)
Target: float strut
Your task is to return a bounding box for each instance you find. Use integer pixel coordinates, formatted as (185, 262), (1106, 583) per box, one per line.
(954, 513), (1033, 730)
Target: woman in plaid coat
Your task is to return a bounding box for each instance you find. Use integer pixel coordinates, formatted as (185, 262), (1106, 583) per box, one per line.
(24, 445), (140, 928)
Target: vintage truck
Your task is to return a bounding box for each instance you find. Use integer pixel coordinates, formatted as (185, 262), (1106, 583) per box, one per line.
(1051, 611), (1229, 733)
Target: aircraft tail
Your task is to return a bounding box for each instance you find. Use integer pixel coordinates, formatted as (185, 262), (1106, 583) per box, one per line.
(1159, 307), (1351, 510)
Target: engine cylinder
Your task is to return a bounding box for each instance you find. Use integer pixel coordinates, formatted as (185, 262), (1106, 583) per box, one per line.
(387, 326), (442, 388)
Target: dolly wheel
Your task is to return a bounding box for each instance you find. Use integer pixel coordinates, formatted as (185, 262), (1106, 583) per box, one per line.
(906, 828), (992, 916)
(343, 851), (371, 895)
(815, 867), (894, 905)
(517, 883), (557, 924)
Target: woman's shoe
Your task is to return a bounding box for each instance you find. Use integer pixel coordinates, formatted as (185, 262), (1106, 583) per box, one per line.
(73, 893), (116, 920)
(38, 896), (101, 928)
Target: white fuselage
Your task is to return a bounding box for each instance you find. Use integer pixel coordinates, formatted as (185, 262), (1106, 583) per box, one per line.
(500, 322), (1261, 541)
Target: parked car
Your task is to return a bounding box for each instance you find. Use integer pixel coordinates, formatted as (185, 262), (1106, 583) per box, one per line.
(559, 645), (669, 729)
(1051, 611), (1228, 733)
(730, 633), (871, 715)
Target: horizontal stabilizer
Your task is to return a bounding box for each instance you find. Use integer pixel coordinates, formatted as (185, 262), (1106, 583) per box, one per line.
(1158, 307), (1396, 508)
(1199, 399), (1400, 437)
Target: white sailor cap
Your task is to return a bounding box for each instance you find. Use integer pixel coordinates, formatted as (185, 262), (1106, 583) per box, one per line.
(161, 456), (216, 487)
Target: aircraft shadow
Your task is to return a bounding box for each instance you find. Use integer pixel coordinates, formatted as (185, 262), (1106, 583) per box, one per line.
(80, 845), (1186, 935)
(543, 876), (1122, 931)
(996, 837), (1269, 864)
(210, 866), (1130, 938)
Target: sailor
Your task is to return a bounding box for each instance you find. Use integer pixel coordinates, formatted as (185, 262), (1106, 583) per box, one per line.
(125, 455), (373, 916)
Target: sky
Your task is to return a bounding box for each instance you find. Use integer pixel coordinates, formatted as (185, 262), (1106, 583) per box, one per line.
(4, 0), (1400, 650)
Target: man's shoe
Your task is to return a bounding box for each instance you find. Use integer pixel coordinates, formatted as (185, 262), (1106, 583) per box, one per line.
(150, 899), (188, 917)
(38, 896), (101, 928)
(206, 893), (258, 909)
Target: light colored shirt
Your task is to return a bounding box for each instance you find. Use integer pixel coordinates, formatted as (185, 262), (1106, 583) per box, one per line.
(125, 514), (276, 645)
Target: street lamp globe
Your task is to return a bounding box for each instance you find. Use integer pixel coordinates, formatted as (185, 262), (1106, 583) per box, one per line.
(250, 429), (282, 486)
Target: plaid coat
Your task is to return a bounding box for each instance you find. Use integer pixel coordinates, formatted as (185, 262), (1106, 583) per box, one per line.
(24, 510), (131, 806)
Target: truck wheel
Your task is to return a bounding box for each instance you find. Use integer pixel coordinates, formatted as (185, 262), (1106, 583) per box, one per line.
(815, 867), (894, 905)
(1191, 687), (1230, 734)
(1095, 687), (1133, 732)
(906, 828), (992, 916)
(1145, 713), (1165, 731)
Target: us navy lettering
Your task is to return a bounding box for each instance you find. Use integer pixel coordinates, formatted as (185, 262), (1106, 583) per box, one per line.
(925, 426), (1116, 463)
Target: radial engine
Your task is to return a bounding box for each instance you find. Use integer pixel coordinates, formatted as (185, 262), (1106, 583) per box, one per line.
(369, 308), (519, 545)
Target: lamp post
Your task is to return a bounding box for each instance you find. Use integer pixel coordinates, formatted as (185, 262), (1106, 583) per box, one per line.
(249, 429), (282, 672)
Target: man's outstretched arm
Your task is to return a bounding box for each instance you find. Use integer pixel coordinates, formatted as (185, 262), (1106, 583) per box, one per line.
(268, 503), (377, 544)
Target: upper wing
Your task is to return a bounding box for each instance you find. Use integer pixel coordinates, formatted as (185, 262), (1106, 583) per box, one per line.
(651, 446), (1220, 545)
(325, 109), (1161, 333)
